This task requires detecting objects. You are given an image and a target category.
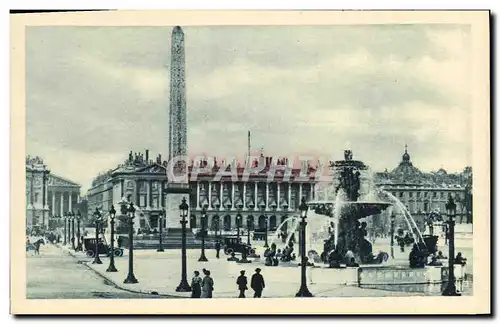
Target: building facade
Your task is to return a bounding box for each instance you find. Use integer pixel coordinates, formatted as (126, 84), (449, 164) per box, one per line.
(374, 146), (472, 226)
(26, 156), (82, 229)
(87, 150), (317, 232)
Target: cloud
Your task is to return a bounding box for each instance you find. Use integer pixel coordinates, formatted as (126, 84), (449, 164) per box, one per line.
(25, 25), (472, 193)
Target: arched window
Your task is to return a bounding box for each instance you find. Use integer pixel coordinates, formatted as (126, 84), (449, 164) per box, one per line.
(190, 214), (197, 229)
(224, 214), (231, 231)
(246, 215), (254, 229)
(211, 215), (220, 230)
(269, 215), (277, 231)
(258, 215), (267, 230)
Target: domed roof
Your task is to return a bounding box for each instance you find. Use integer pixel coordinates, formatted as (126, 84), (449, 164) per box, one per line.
(390, 145), (422, 181)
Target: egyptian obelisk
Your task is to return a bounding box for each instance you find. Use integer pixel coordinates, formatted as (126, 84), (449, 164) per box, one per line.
(165, 26), (190, 229)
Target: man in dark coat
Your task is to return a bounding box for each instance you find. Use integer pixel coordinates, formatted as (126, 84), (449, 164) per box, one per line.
(215, 241), (221, 259)
(250, 268), (265, 298)
(236, 270), (248, 298)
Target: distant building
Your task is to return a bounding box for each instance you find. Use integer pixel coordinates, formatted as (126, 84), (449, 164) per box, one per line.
(374, 146), (472, 225)
(86, 150), (317, 232)
(26, 155), (81, 229)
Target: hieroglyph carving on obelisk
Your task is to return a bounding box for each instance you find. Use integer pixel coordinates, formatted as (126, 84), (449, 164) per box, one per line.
(168, 26), (187, 162)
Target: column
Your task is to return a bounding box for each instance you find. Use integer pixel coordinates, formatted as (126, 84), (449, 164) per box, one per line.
(265, 182), (269, 211)
(299, 183), (303, 203)
(52, 192), (56, 216)
(196, 182), (200, 210)
(147, 180), (151, 208)
(60, 192), (64, 215)
(243, 183), (247, 210)
(77, 193), (80, 204)
(219, 183), (223, 208)
(277, 183), (281, 210)
(69, 192), (72, 212)
(120, 179), (124, 198)
(254, 182), (258, 211)
(231, 183), (235, 209)
(287, 183), (291, 208)
(136, 180), (140, 206)
(208, 182), (212, 210)
(309, 183), (313, 201)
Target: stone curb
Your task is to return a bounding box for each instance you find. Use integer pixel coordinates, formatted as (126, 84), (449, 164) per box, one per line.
(55, 243), (188, 298)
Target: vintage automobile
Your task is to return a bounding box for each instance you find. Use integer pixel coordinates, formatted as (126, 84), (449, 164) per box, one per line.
(83, 237), (124, 258)
(222, 236), (255, 255)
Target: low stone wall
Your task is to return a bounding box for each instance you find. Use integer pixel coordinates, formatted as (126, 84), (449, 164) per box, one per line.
(358, 264), (466, 286)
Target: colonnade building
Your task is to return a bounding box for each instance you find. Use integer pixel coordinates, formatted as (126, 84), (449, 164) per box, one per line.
(26, 155), (81, 229)
(86, 150), (316, 232)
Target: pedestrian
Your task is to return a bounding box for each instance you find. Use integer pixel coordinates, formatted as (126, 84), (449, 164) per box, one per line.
(236, 270), (248, 298)
(250, 268), (265, 298)
(201, 270), (214, 298)
(190, 270), (202, 298)
(215, 240), (221, 259)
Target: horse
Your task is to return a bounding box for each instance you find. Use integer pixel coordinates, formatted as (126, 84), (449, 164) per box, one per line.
(26, 238), (45, 255)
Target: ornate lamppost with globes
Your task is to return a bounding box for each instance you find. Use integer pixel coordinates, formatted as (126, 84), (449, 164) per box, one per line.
(63, 212), (68, 245)
(106, 205), (118, 273)
(176, 197), (191, 292)
(198, 202), (208, 262)
(69, 211), (76, 250)
(246, 217), (252, 245)
(92, 208), (102, 264)
(214, 201), (220, 238)
(76, 210), (82, 251)
(123, 202), (138, 284)
(282, 201), (289, 235)
(157, 208), (165, 252)
(270, 201), (277, 236)
(442, 194), (461, 296)
(390, 211), (395, 259)
(295, 197), (313, 298)
(236, 208), (242, 242)
(259, 201), (268, 248)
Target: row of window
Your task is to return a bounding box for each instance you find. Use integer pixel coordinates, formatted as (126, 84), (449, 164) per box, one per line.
(392, 191), (450, 200)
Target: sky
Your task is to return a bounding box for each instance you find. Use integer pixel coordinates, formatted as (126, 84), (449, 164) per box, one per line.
(26, 25), (472, 193)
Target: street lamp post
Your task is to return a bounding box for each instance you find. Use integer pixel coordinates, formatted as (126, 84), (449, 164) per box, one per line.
(70, 211), (76, 250)
(106, 205), (118, 273)
(157, 209), (165, 252)
(198, 203), (208, 262)
(296, 197), (313, 298)
(442, 194), (460, 296)
(247, 217), (251, 245)
(390, 212), (395, 259)
(236, 202), (243, 241)
(176, 197), (191, 292)
(63, 213), (68, 245)
(92, 208), (102, 264)
(236, 214), (242, 241)
(259, 201), (268, 248)
(76, 210), (82, 251)
(124, 202), (138, 284)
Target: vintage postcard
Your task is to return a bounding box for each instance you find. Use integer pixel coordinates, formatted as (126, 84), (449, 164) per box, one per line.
(10, 10), (490, 315)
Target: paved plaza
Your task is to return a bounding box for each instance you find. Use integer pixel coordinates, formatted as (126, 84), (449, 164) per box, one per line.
(55, 233), (473, 298)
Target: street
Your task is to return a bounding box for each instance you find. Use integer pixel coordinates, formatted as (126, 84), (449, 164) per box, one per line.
(26, 243), (169, 299)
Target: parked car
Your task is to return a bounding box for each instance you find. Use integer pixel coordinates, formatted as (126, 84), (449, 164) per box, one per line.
(222, 236), (255, 255)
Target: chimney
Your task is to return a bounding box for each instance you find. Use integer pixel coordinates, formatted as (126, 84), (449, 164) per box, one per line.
(145, 149), (149, 163)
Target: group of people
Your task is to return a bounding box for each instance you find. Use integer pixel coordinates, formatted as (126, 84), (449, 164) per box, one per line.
(190, 268), (215, 298)
(409, 243), (468, 268)
(190, 267), (266, 298)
